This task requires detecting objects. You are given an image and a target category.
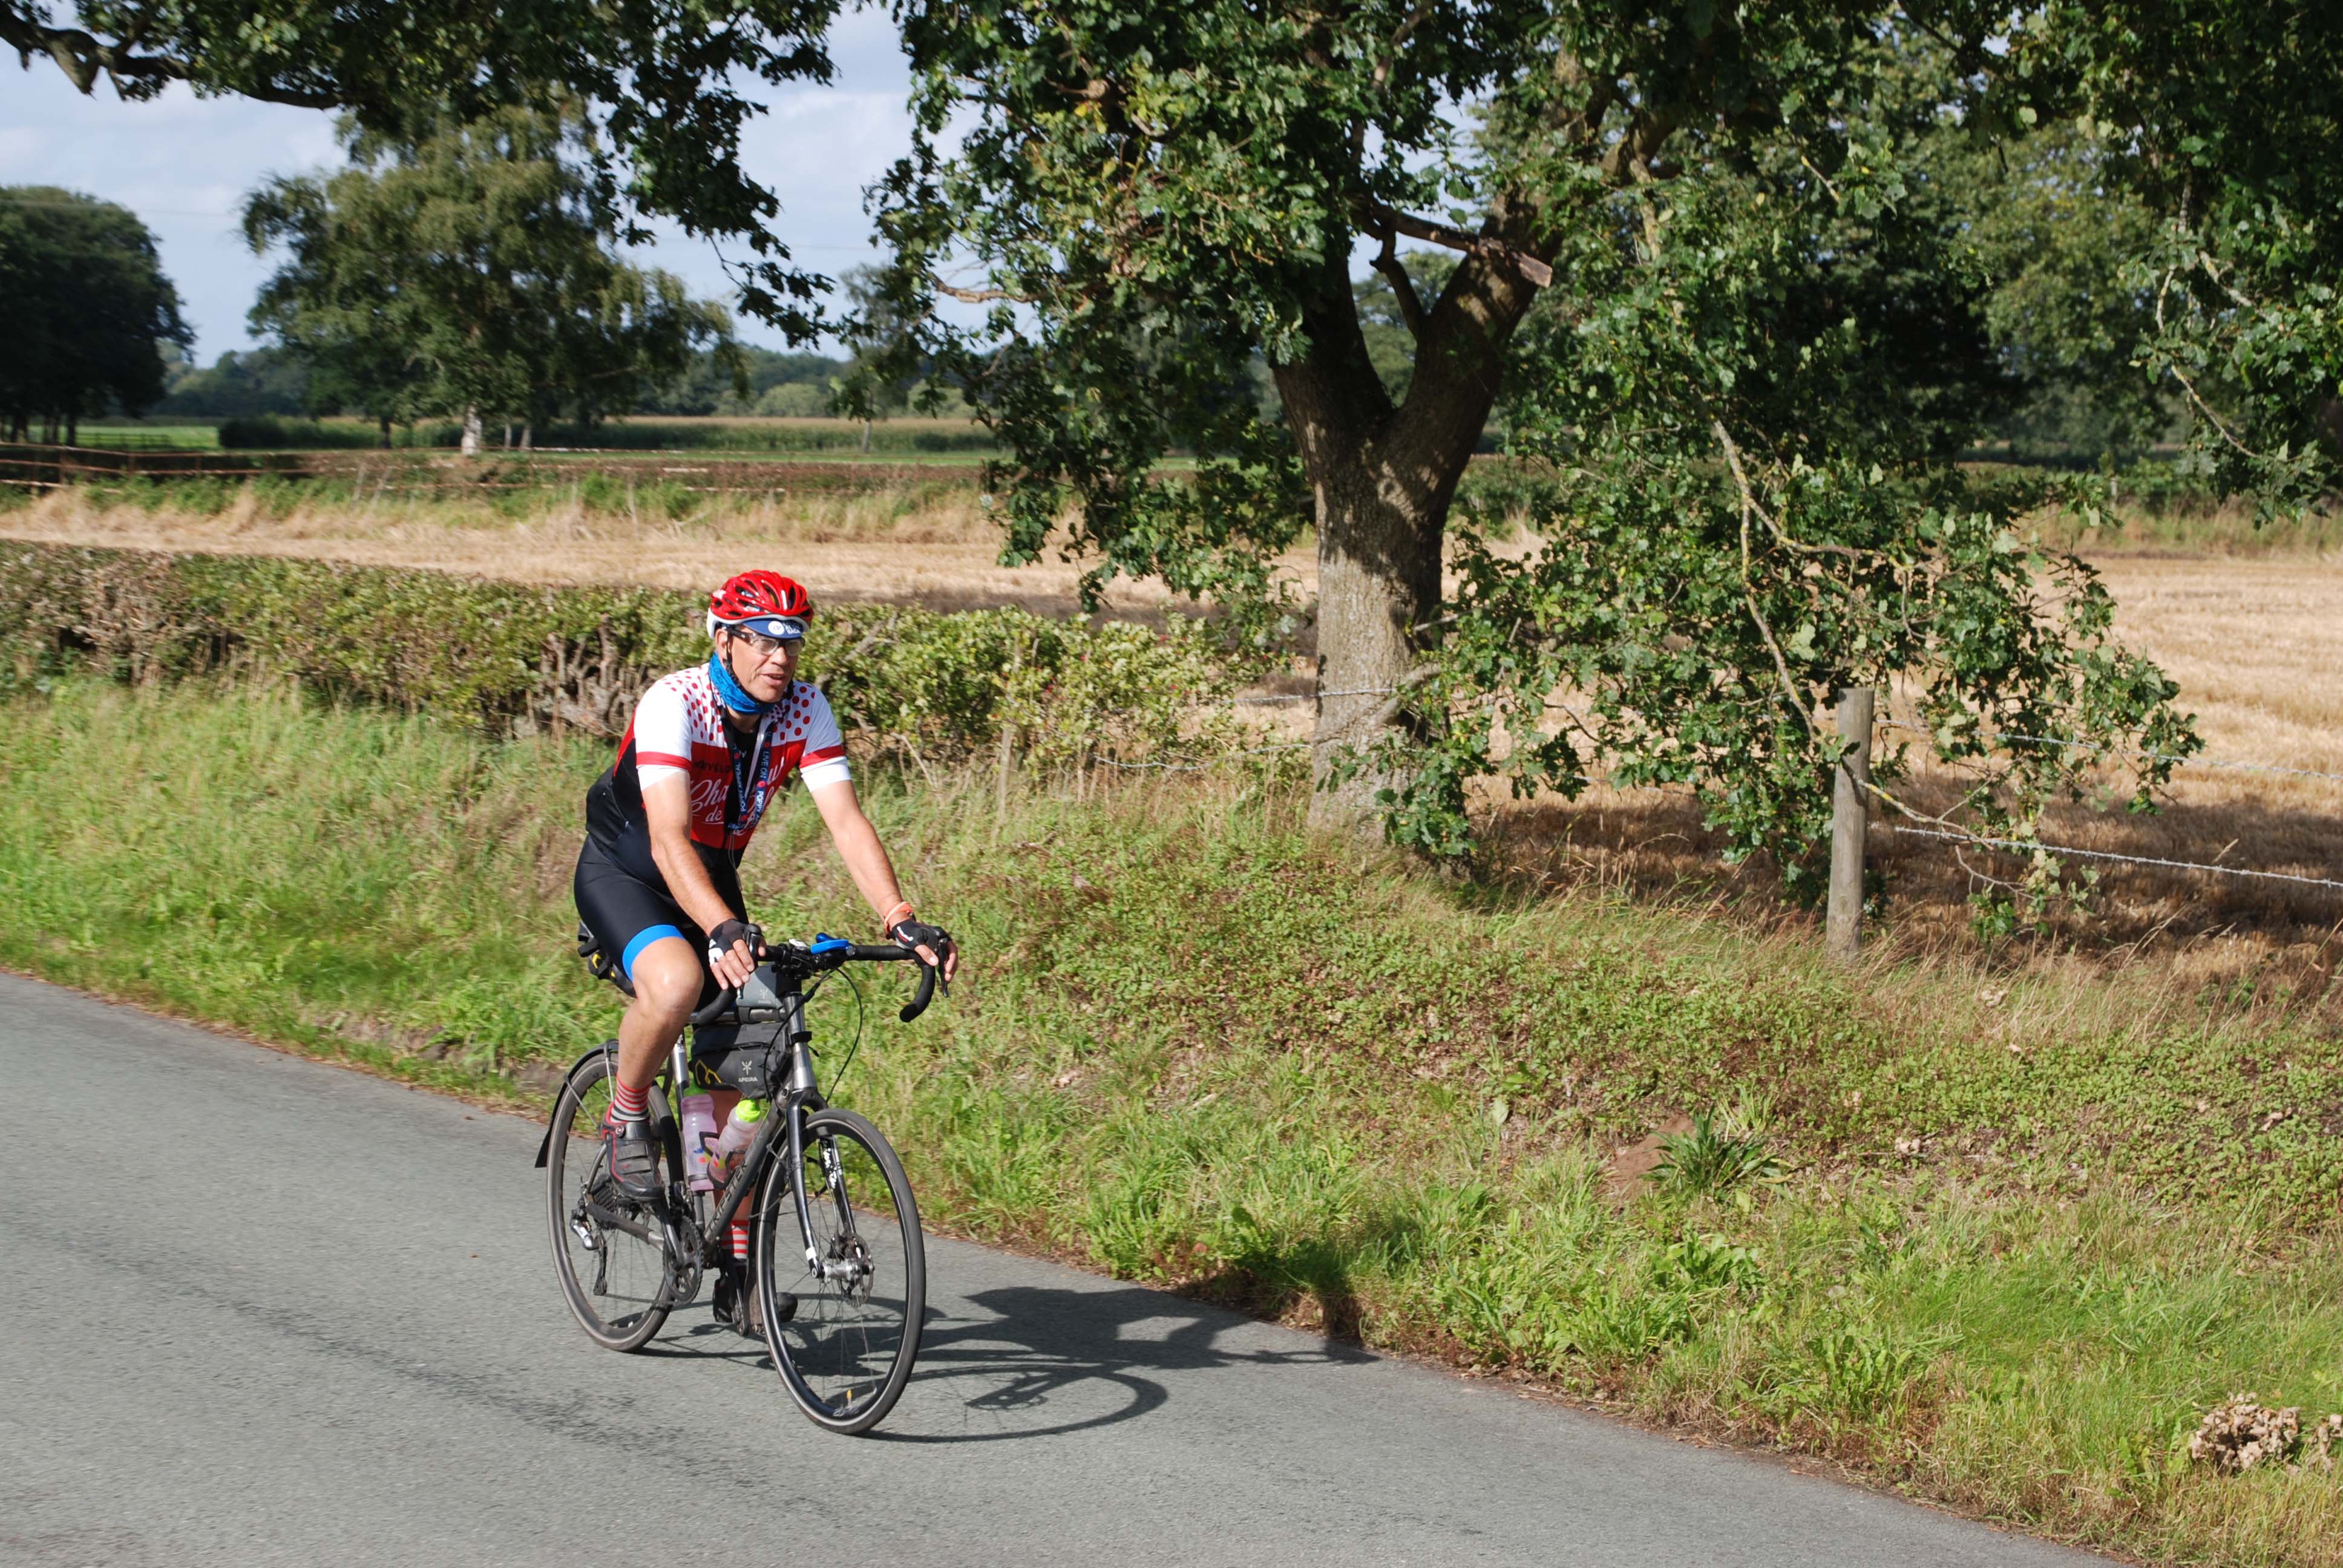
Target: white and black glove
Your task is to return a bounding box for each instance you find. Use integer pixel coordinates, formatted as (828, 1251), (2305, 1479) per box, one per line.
(891, 916), (951, 957)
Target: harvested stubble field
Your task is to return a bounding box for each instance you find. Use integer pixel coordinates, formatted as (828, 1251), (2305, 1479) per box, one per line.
(5, 482), (2339, 1014)
(0, 479), (1120, 615)
(1476, 547), (2343, 1028)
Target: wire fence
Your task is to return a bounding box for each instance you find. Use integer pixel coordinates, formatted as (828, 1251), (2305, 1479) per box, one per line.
(1883, 824), (2343, 893)
(1114, 680), (2342, 900)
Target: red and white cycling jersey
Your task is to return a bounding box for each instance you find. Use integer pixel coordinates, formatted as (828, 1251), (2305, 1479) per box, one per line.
(615, 665), (849, 855)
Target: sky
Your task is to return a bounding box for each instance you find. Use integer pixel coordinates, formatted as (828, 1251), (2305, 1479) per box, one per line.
(0, 10), (919, 360)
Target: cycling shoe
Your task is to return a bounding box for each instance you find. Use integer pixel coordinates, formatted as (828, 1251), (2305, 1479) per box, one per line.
(601, 1113), (663, 1203)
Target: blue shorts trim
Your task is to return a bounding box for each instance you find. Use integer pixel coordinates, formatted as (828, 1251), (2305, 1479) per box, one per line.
(620, 924), (685, 979)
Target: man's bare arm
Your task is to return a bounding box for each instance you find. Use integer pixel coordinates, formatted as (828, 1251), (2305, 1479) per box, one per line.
(810, 777), (958, 980)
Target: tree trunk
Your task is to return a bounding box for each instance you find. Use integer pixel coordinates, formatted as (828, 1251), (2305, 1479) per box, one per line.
(860, 417), (873, 453)
(1299, 442), (1447, 825)
(520, 423), (533, 452)
(378, 416), (393, 449)
(1274, 242), (1541, 830)
(64, 412), (77, 446)
(460, 406), (483, 458)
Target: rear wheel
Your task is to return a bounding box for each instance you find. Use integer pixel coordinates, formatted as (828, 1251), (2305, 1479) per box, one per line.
(546, 1047), (678, 1351)
(756, 1108), (925, 1433)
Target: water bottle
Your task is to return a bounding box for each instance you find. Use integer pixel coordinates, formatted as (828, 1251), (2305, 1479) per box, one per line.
(680, 1088), (719, 1192)
(707, 1097), (767, 1187)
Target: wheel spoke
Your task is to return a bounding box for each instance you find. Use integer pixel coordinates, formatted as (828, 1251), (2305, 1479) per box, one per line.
(759, 1110), (925, 1433)
(547, 1054), (677, 1351)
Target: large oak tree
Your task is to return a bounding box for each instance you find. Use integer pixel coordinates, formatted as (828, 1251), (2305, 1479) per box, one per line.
(871, 2), (1986, 812)
(245, 111), (740, 449)
(865, 1), (2328, 897)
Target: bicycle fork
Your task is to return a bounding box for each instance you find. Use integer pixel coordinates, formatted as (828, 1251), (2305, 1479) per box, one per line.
(782, 1078), (863, 1284)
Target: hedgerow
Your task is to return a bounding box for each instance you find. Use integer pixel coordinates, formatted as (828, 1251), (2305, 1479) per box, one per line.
(0, 541), (1248, 766)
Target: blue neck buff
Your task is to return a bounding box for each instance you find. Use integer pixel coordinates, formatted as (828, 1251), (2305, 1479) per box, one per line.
(706, 649), (770, 717)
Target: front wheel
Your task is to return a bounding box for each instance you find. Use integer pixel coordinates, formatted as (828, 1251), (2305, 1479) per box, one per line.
(756, 1108), (925, 1434)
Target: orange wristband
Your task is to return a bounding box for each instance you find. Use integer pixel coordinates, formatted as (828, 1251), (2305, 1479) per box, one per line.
(881, 900), (914, 935)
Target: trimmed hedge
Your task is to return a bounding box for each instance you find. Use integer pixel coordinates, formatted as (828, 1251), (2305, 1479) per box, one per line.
(0, 542), (1247, 766)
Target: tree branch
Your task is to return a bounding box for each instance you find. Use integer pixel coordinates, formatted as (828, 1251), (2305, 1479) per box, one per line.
(3, 11), (339, 106)
(1368, 226), (1426, 340)
(1372, 1), (1432, 89)
(932, 276), (1034, 304)
(1599, 104), (1680, 185)
(1712, 418), (1877, 562)
(1357, 200), (1553, 287)
(2151, 266), (2262, 460)
(1738, 501), (1819, 738)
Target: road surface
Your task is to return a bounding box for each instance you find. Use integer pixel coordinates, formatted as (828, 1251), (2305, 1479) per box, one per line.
(0, 973), (2097, 1566)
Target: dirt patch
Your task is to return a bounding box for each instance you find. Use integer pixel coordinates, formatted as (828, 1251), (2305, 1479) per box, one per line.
(1604, 1112), (1694, 1201)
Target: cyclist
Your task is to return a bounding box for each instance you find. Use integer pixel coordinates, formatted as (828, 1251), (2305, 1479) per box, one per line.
(574, 569), (956, 1334)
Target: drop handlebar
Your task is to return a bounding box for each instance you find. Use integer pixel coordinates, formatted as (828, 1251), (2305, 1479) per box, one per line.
(687, 934), (947, 1028)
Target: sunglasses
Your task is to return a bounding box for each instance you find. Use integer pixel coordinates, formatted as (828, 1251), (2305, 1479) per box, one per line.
(730, 627), (801, 659)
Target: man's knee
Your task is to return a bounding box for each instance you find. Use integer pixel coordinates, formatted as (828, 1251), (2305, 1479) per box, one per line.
(629, 940), (703, 1023)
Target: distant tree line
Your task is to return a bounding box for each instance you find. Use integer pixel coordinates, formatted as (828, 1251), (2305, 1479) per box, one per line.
(154, 342), (851, 422)
(0, 134), (2211, 467)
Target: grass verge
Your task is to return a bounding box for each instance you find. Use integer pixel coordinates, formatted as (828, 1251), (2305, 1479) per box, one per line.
(3, 679), (2339, 1564)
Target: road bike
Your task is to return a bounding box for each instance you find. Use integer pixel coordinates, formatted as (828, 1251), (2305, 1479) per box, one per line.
(536, 927), (940, 1434)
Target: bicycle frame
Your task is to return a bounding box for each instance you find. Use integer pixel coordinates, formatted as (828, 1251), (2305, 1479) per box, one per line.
(659, 937), (930, 1286)
(667, 989), (837, 1281)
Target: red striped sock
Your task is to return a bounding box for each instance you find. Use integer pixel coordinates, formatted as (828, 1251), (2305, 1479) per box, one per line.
(609, 1079), (649, 1122)
(730, 1220), (750, 1263)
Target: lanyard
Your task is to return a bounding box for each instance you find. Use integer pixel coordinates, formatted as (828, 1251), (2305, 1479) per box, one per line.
(722, 687), (784, 837)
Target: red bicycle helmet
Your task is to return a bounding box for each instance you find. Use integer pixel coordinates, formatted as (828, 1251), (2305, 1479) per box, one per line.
(706, 570), (813, 641)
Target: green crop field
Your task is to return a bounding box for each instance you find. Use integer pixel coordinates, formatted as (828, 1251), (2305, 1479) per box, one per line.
(65, 425), (223, 451)
(193, 413), (1003, 458)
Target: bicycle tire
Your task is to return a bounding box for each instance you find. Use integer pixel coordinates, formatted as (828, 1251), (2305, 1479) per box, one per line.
(755, 1107), (926, 1434)
(546, 1047), (678, 1352)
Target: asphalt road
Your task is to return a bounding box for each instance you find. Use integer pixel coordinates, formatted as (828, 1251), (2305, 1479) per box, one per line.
(0, 973), (2099, 1566)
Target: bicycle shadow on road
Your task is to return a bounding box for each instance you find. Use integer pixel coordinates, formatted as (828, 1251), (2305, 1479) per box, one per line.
(868, 1281), (1376, 1445)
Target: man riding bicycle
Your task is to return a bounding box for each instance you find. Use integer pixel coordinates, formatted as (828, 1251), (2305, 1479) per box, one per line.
(574, 569), (957, 1333)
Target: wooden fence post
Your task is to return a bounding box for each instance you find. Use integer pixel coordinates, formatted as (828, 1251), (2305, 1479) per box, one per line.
(1827, 685), (1875, 963)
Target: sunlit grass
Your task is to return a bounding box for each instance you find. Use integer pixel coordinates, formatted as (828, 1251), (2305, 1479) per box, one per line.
(1, 679), (2339, 1564)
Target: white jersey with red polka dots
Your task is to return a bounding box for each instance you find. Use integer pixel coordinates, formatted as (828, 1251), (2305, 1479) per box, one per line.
(622, 666), (848, 854)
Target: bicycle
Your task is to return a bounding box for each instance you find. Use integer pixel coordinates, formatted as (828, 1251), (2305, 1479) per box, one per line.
(535, 926), (943, 1434)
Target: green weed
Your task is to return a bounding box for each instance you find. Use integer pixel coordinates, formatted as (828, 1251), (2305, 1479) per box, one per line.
(1650, 1111), (1787, 1202)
